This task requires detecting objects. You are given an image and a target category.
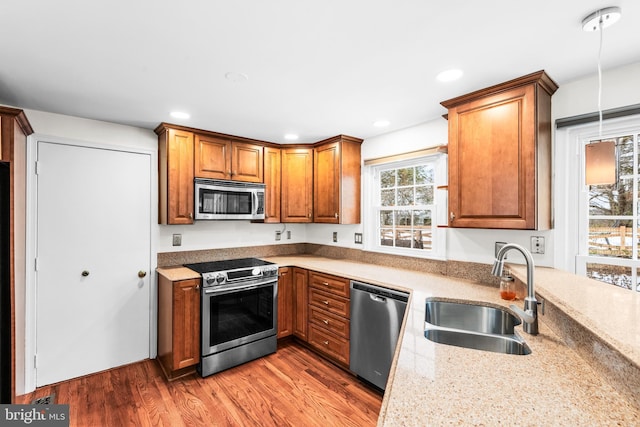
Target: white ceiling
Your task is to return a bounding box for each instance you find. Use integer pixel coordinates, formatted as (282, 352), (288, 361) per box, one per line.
(1, 1), (639, 143)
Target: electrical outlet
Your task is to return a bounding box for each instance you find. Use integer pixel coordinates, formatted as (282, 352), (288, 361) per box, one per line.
(531, 236), (545, 254)
(287, 230), (291, 240)
(275, 231), (282, 241)
(332, 232), (338, 242)
(172, 234), (182, 246)
(354, 233), (363, 244)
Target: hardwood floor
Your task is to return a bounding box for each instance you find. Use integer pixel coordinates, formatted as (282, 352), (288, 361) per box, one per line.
(16, 340), (382, 426)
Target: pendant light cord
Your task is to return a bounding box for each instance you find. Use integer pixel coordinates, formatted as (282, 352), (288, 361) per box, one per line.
(597, 13), (603, 140)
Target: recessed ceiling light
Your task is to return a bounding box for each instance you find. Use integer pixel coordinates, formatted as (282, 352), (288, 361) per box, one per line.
(170, 111), (190, 119)
(284, 133), (299, 141)
(373, 120), (390, 127)
(225, 72), (249, 83)
(436, 69), (464, 82)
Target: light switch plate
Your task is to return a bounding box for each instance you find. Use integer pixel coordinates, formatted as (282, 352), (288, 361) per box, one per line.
(333, 232), (338, 242)
(172, 234), (182, 246)
(354, 233), (363, 244)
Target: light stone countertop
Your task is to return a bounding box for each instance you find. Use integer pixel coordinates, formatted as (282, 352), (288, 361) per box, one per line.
(263, 255), (640, 426)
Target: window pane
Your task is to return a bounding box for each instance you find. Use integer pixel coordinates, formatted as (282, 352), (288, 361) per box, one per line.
(412, 210), (431, 227)
(588, 219), (633, 258)
(415, 165), (434, 184)
(395, 210), (411, 226)
(380, 210), (393, 227)
(414, 229), (432, 250)
(395, 228), (413, 248)
(617, 135), (633, 176)
(589, 178), (633, 216)
(380, 229), (393, 246)
(380, 170), (395, 188)
(397, 167), (414, 186)
(397, 188), (414, 206)
(381, 189), (395, 206)
(586, 263), (632, 290)
(415, 186), (433, 205)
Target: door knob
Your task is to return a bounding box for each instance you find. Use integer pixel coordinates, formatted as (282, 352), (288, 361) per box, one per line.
(138, 270), (147, 278)
(81, 270), (90, 277)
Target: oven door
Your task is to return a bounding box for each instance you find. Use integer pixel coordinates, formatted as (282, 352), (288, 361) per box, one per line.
(201, 279), (277, 356)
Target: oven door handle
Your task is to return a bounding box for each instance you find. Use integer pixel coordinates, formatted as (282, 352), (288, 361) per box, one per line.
(203, 279), (277, 295)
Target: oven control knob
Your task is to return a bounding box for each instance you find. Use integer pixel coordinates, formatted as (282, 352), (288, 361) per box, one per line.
(252, 267), (261, 276)
(205, 276), (216, 285)
(216, 274), (225, 284)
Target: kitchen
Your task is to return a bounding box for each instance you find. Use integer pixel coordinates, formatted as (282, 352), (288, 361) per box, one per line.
(2, 1), (640, 425)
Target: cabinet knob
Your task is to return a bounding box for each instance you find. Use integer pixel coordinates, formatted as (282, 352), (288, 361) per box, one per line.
(334, 213), (339, 218)
(450, 212), (455, 222)
(195, 284), (200, 290)
(322, 300), (329, 305)
(81, 270), (90, 277)
(189, 212), (193, 220)
(323, 340), (329, 345)
(322, 319), (329, 325)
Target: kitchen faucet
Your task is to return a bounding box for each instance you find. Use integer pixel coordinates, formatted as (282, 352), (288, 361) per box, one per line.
(491, 243), (540, 335)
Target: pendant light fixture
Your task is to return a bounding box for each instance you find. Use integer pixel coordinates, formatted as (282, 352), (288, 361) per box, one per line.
(582, 6), (622, 186)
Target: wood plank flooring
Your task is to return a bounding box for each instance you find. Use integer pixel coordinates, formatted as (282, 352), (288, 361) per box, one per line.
(16, 340), (382, 426)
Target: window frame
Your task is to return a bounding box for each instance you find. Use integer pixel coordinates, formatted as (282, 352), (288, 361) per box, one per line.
(363, 152), (447, 259)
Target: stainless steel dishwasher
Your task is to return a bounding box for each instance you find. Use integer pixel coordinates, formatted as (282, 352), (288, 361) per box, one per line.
(350, 280), (409, 390)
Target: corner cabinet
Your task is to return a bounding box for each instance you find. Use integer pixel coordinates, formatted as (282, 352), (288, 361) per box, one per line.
(313, 135), (363, 224)
(157, 272), (201, 380)
(281, 148), (313, 223)
(156, 125), (194, 225)
(441, 70), (558, 230)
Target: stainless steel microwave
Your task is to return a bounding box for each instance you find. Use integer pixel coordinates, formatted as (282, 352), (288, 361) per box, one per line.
(195, 178), (265, 220)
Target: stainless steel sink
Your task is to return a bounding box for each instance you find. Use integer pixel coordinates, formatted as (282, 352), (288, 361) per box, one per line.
(424, 298), (531, 355)
(425, 299), (521, 335)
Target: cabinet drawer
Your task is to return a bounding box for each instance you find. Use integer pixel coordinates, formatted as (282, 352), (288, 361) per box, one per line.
(309, 306), (350, 339)
(308, 324), (349, 366)
(309, 288), (350, 318)
(309, 271), (349, 298)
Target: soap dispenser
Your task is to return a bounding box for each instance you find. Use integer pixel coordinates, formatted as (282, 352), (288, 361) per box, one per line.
(499, 270), (516, 300)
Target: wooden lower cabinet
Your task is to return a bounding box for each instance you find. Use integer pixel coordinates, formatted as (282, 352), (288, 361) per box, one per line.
(277, 267), (294, 338)
(292, 267), (309, 341)
(307, 271), (350, 367)
(157, 274), (200, 380)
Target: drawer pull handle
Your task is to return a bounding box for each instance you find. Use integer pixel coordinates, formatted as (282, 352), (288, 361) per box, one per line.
(322, 300), (329, 305)
(322, 319), (329, 325)
(322, 282), (329, 286)
(323, 340), (329, 345)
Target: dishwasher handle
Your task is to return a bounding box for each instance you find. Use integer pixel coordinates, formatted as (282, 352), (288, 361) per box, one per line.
(370, 294), (387, 303)
(350, 280), (409, 303)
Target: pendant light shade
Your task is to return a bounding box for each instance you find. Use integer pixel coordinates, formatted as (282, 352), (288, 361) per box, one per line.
(585, 140), (616, 185)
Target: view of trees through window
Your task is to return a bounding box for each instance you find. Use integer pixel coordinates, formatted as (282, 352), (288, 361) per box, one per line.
(378, 163), (434, 251)
(586, 134), (640, 291)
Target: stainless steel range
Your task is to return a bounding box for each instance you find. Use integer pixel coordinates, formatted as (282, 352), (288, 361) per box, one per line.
(185, 258), (278, 377)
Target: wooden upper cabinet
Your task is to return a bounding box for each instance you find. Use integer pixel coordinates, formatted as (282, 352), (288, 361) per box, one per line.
(281, 147), (313, 223)
(195, 135), (263, 183)
(194, 135), (228, 180)
(264, 146), (281, 223)
(313, 135), (362, 224)
(156, 126), (194, 225)
(441, 70), (558, 230)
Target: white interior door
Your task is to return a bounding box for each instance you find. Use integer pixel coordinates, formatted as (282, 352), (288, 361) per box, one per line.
(35, 141), (151, 386)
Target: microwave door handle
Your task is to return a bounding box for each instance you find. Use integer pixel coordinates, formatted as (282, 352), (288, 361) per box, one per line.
(253, 191), (258, 215)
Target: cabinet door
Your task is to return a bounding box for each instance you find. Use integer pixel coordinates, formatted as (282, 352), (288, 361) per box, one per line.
(231, 141), (263, 182)
(194, 134), (231, 180)
(264, 147), (281, 223)
(314, 141), (340, 223)
(448, 84), (536, 229)
(292, 267), (308, 341)
(173, 279), (200, 370)
(161, 129), (194, 224)
(277, 267), (293, 338)
(281, 148), (313, 223)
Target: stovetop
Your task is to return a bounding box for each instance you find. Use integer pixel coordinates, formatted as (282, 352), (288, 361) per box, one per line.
(185, 257), (274, 273)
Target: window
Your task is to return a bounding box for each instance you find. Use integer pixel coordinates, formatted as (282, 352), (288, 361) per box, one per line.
(364, 153), (446, 259)
(582, 132), (640, 291)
